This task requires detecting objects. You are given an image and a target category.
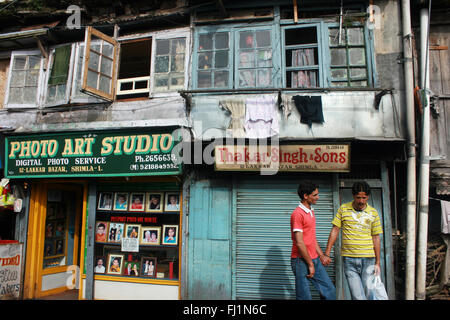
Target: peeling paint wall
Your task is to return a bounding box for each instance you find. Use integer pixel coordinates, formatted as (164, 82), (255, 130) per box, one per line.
(0, 59), (9, 109)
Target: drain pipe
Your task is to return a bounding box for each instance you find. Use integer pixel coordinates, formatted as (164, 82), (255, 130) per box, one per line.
(401, 0), (417, 300)
(416, 4), (432, 301)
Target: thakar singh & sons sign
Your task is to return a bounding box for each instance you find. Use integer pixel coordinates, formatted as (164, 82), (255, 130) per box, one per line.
(4, 130), (181, 178)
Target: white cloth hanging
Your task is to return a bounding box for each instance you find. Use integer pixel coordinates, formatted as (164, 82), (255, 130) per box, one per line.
(441, 200), (450, 234)
(244, 95), (279, 138)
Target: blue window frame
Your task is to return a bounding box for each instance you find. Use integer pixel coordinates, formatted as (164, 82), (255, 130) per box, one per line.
(192, 22), (374, 90)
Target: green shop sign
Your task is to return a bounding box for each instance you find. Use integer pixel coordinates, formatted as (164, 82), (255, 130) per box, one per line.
(4, 130), (182, 178)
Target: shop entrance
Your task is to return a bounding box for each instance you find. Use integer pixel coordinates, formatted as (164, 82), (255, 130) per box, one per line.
(24, 182), (84, 299)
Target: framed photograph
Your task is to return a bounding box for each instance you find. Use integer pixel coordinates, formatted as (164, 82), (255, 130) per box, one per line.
(146, 192), (163, 212)
(94, 256), (106, 274)
(129, 192), (145, 212)
(162, 225), (178, 245)
(140, 226), (161, 245)
(44, 240), (55, 257)
(108, 223), (124, 243)
(55, 221), (66, 237)
(123, 261), (140, 276)
(164, 192), (180, 212)
(113, 192), (129, 211)
(125, 224), (141, 239)
(55, 239), (65, 255)
(141, 257), (157, 278)
(45, 221), (55, 238)
(98, 192), (113, 210)
(107, 254), (124, 275)
(95, 221), (109, 242)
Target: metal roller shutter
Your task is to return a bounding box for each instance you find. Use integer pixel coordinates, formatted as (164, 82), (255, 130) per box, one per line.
(235, 177), (335, 300)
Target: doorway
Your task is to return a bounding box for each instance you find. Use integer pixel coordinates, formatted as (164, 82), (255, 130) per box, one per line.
(24, 182), (84, 299)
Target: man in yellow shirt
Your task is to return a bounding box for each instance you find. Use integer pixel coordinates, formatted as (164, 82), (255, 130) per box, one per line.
(324, 181), (383, 300)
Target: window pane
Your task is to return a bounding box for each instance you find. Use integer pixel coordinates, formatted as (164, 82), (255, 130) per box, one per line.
(239, 70), (255, 87)
(215, 33), (229, 49)
(239, 51), (255, 68)
(256, 30), (271, 47)
(289, 70), (318, 88)
(215, 51), (228, 68)
(198, 52), (212, 70)
(155, 56), (169, 73)
(13, 57), (26, 70)
(87, 70), (98, 88)
(29, 56), (41, 70)
(214, 70), (228, 87)
(8, 88), (22, 103)
(330, 48), (347, 65)
(100, 58), (113, 77)
(199, 34), (213, 51)
(331, 68), (347, 80)
(240, 31), (254, 49)
(26, 70), (39, 86)
(102, 41), (114, 58)
(170, 74), (184, 89)
(155, 74), (169, 89)
(171, 54), (185, 72)
(172, 39), (186, 54)
(99, 76), (111, 93)
(350, 80), (367, 87)
(330, 81), (348, 87)
(23, 86), (36, 103)
(257, 50), (272, 67)
(290, 48), (315, 67)
(348, 28), (364, 45)
(285, 27), (317, 46)
(11, 71), (25, 87)
(329, 28), (345, 45)
(198, 71), (211, 88)
(89, 52), (100, 71)
(350, 68), (366, 79)
(157, 39), (170, 55)
(349, 48), (365, 65)
(258, 69), (271, 87)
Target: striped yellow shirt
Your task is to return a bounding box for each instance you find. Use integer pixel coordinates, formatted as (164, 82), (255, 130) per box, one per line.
(332, 202), (383, 257)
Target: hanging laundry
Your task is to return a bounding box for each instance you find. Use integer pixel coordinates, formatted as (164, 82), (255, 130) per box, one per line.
(441, 200), (450, 234)
(244, 95), (279, 138)
(219, 98), (246, 138)
(292, 95), (324, 128)
(280, 93), (294, 120)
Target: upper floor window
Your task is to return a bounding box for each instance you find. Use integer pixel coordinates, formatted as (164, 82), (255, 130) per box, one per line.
(328, 26), (369, 87)
(194, 26), (277, 89)
(4, 27), (190, 108)
(5, 51), (43, 108)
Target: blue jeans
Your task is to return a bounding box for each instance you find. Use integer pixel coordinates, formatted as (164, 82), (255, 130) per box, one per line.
(291, 257), (336, 300)
(343, 257), (376, 300)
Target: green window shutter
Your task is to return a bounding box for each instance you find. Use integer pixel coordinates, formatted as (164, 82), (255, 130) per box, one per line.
(49, 45), (71, 86)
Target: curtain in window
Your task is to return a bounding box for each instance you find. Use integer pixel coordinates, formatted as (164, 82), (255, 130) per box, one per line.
(291, 49), (317, 88)
(49, 45), (71, 85)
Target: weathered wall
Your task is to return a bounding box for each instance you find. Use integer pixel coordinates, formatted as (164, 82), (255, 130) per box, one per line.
(0, 59), (9, 110)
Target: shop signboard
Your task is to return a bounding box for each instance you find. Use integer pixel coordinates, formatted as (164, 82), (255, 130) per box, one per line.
(4, 130), (182, 178)
(215, 144), (350, 172)
(0, 242), (23, 300)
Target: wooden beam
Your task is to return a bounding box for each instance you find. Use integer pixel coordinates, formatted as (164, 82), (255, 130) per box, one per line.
(293, 0), (298, 23)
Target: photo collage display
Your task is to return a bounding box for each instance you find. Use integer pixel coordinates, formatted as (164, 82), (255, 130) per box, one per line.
(94, 190), (180, 279)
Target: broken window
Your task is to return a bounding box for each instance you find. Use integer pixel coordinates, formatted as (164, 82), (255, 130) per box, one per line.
(283, 25), (320, 88)
(5, 51), (43, 107)
(116, 39), (152, 99)
(328, 26), (368, 87)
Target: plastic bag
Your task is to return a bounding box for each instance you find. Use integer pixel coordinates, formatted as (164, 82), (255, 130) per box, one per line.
(368, 275), (389, 300)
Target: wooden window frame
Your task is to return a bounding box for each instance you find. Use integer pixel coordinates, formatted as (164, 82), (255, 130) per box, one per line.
(82, 26), (119, 101)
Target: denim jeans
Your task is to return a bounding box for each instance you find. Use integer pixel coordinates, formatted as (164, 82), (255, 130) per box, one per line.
(291, 257), (336, 300)
(343, 257), (376, 300)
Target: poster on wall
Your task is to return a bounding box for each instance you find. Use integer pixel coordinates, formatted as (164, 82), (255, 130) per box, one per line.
(4, 129), (182, 178)
(0, 242), (23, 300)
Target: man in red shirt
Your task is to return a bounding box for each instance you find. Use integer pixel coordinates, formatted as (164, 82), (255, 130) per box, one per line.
(290, 181), (336, 300)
